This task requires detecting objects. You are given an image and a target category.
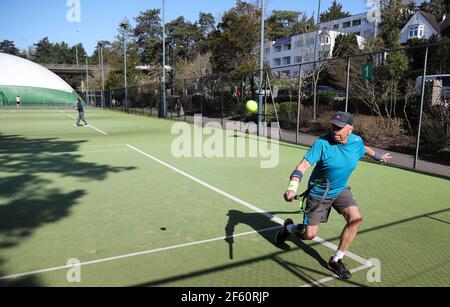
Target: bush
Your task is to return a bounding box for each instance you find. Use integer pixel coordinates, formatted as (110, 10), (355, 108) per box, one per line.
(353, 115), (405, 144)
(317, 91), (336, 106)
(420, 118), (447, 154)
(264, 101), (299, 129)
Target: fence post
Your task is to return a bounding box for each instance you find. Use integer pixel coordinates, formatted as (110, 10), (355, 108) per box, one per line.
(345, 57), (351, 112)
(296, 64), (303, 144)
(414, 46), (429, 170)
(221, 78), (224, 127)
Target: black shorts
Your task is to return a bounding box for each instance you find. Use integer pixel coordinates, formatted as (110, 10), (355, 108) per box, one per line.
(302, 187), (357, 226)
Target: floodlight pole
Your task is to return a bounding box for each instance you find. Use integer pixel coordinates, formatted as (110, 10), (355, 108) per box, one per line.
(85, 57), (89, 105)
(75, 44), (79, 66)
(120, 22), (129, 112)
(160, 0), (167, 118)
(257, 0), (265, 136)
(75, 29), (80, 66)
(99, 42), (105, 109)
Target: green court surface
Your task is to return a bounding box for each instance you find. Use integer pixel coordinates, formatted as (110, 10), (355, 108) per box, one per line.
(0, 109), (449, 287)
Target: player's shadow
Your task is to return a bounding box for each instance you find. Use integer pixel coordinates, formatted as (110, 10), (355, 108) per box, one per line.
(224, 209), (329, 270)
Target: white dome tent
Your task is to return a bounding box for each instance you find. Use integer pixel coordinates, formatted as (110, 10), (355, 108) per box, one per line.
(0, 52), (82, 106)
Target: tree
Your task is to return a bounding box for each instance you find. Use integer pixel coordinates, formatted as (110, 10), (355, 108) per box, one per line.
(266, 10), (301, 41)
(70, 43), (87, 64)
(166, 16), (201, 62)
(384, 51), (410, 119)
(198, 12), (215, 38)
(134, 9), (162, 65)
(325, 34), (362, 95)
(105, 20), (147, 89)
(265, 11), (316, 40)
(332, 34), (361, 58)
(0, 40), (20, 56)
(291, 14), (317, 36)
(379, 0), (415, 48)
(210, 1), (261, 74)
(33, 37), (54, 63)
(420, 0), (450, 16)
(319, 0), (351, 23)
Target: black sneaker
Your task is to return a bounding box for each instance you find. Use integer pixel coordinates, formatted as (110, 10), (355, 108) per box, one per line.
(275, 218), (293, 245)
(328, 257), (352, 280)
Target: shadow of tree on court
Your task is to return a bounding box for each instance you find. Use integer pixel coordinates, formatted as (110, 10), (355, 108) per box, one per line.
(0, 134), (135, 286)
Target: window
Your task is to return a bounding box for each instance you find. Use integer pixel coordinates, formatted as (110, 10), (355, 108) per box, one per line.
(283, 44), (291, 51)
(408, 25), (424, 39)
(352, 19), (361, 27)
(333, 24), (339, 30)
(273, 58), (281, 66)
(343, 21), (351, 28)
(274, 45), (282, 52)
(320, 35), (330, 45)
(282, 56), (291, 65)
(294, 56), (302, 63)
(295, 40), (304, 48)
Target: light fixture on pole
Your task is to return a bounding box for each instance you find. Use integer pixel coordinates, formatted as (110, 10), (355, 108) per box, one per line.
(120, 21), (129, 112)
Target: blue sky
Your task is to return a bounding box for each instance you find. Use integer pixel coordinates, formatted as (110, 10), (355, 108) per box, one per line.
(0, 0), (370, 55)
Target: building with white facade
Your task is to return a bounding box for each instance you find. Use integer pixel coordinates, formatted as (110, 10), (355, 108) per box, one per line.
(262, 12), (373, 78)
(265, 30), (365, 78)
(318, 12), (378, 38)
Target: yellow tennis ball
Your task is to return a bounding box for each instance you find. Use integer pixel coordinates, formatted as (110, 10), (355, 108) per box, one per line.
(246, 100), (258, 113)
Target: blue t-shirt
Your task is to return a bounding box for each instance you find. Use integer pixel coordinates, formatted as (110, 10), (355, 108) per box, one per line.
(304, 133), (366, 199)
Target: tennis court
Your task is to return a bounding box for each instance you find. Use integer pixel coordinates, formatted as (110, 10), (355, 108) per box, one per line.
(0, 108), (449, 287)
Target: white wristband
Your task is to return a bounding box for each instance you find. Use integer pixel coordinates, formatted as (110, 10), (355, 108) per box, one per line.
(287, 180), (299, 193)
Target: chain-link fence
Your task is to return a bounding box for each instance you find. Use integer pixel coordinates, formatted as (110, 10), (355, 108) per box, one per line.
(91, 41), (450, 179)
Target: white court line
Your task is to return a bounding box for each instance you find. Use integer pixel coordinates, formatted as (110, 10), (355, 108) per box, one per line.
(126, 144), (371, 267)
(0, 147), (126, 153)
(300, 264), (372, 287)
(45, 149), (128, 154)
(82, 144), (127, 148)
(0, 226), (280, 281)
(61, 111), (108, 135)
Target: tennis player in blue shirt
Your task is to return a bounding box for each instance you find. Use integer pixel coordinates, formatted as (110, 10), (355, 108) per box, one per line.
(276, 111), (392, 279)
(74, 98), (89, 127)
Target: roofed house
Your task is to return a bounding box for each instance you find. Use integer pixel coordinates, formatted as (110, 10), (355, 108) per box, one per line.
(399, 10), (450, 44)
